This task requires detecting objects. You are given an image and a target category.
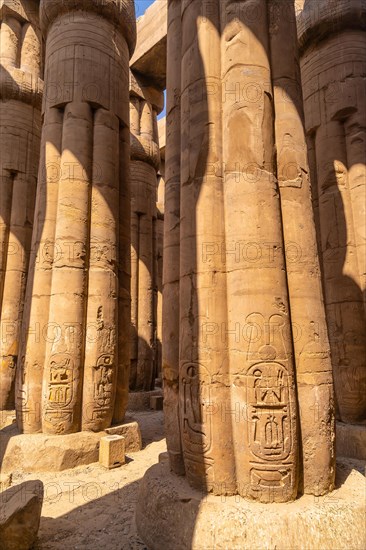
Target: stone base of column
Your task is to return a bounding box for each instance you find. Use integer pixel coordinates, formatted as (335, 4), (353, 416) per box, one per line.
(336, 420), (366, 461)
(135, 459), (366, 550)
(127, 389), (163, 411)
(0, 417), (142, 475)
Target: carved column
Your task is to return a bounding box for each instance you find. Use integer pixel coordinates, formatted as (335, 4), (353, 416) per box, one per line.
(129, 72), (162, 392)
(163, 0), (184, 475)
(298, 0), (366, 423)
(16, 0), (136, 434)
(162, 0), (335, 502)
(156, 124), (165, 383)
(0, 0), (42, 411)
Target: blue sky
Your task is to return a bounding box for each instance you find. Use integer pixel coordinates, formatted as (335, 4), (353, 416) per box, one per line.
(135, 0), (156, 18)
(134, 0), (166, 119)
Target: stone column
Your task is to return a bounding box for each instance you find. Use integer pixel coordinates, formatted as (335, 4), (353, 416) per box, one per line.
(163, 0), (334, 501)
(162, 0), (184, 476)
(16, 0), (136, 434)
(269, 0), (335, 495)
(0, 0), (42, 411)
(129, 71), (162, 392)
(156, 118), (166, 382)
(298, 0), (366, 423)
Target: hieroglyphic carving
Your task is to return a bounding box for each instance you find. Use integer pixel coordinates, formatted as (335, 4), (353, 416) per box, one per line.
(241, 313), (297, 503)
(181, 362), (214, 487)
(90, 354), (115, 423)
(44, 353), (74, 433)
(246, 362), (295, 502)
(248, 363), (291, 460)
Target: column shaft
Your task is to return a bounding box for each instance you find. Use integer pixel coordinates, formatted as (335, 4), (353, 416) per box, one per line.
(269, 0), (334, 495)
(298, 1), (366, 423)
(82, 109), (120, 432)
(17, 0), (136, 433)
(129, 76), (161, 392)
(163, 0), (185, 476)
(0, 0), (42, 412)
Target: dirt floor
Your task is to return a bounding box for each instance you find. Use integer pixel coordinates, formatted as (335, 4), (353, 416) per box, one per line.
(4, 411), (366, 550)
(11, 411), (166, 550)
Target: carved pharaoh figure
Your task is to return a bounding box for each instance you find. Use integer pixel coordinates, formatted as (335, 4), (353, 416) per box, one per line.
(15, 0), (136, 435)
(0, 0), (42, 411)
(297, 0), (366, 424)
(162, 0), (335, 503)
(129, 70), (162, 392)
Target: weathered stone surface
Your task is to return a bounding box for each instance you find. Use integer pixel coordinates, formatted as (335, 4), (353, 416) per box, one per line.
(297, 0), (366, 53)
(0, 0), (42, 411)
(99, 435), (125, 469)
(15, 0), (136, 435)
(1, 2), (364, 549)
(0, 480), (43, 550)
(39, 0), (136, 55)
(136, 460), (366, 550)
(1, 420), (141, 473)
(159, 0), (335, 504)
(0, 473), (12, 491)
(162, 0), (184, 479)
(1, 424), (104, 473)
(336, 421), (366, 461)
(0, 410), (15, 430)
(298, 0), (366, 425)
(105, 420), (142, 452)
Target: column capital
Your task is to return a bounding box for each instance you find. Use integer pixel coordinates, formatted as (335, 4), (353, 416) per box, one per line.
(0, 68), (43, 107)
(298, 0), (366, 53)
(0, 0), (42, 106)
(130, 70), (164, 114)
(40, 0), (136, 56)
(0, 0), (39, 23)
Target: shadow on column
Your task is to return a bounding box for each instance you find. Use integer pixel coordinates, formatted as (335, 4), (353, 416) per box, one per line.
(138, 1), (365, 548)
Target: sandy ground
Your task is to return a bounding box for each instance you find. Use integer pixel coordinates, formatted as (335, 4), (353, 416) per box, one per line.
(11, 411), (166, 550)
(5, 411), (365, 550)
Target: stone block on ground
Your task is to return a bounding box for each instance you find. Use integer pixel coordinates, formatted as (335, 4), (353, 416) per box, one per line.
(105, 421), (142, 452)
(99, 435), (125, 469)
(336, 421), (366, 461)
(0, 418), (142, 474)
(150, 395), (163, 410)
(0, 424), (103, 474)
(0, 480), (43, 550)
(128, 389), (163, 411)
(158, 452), (169, 464)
